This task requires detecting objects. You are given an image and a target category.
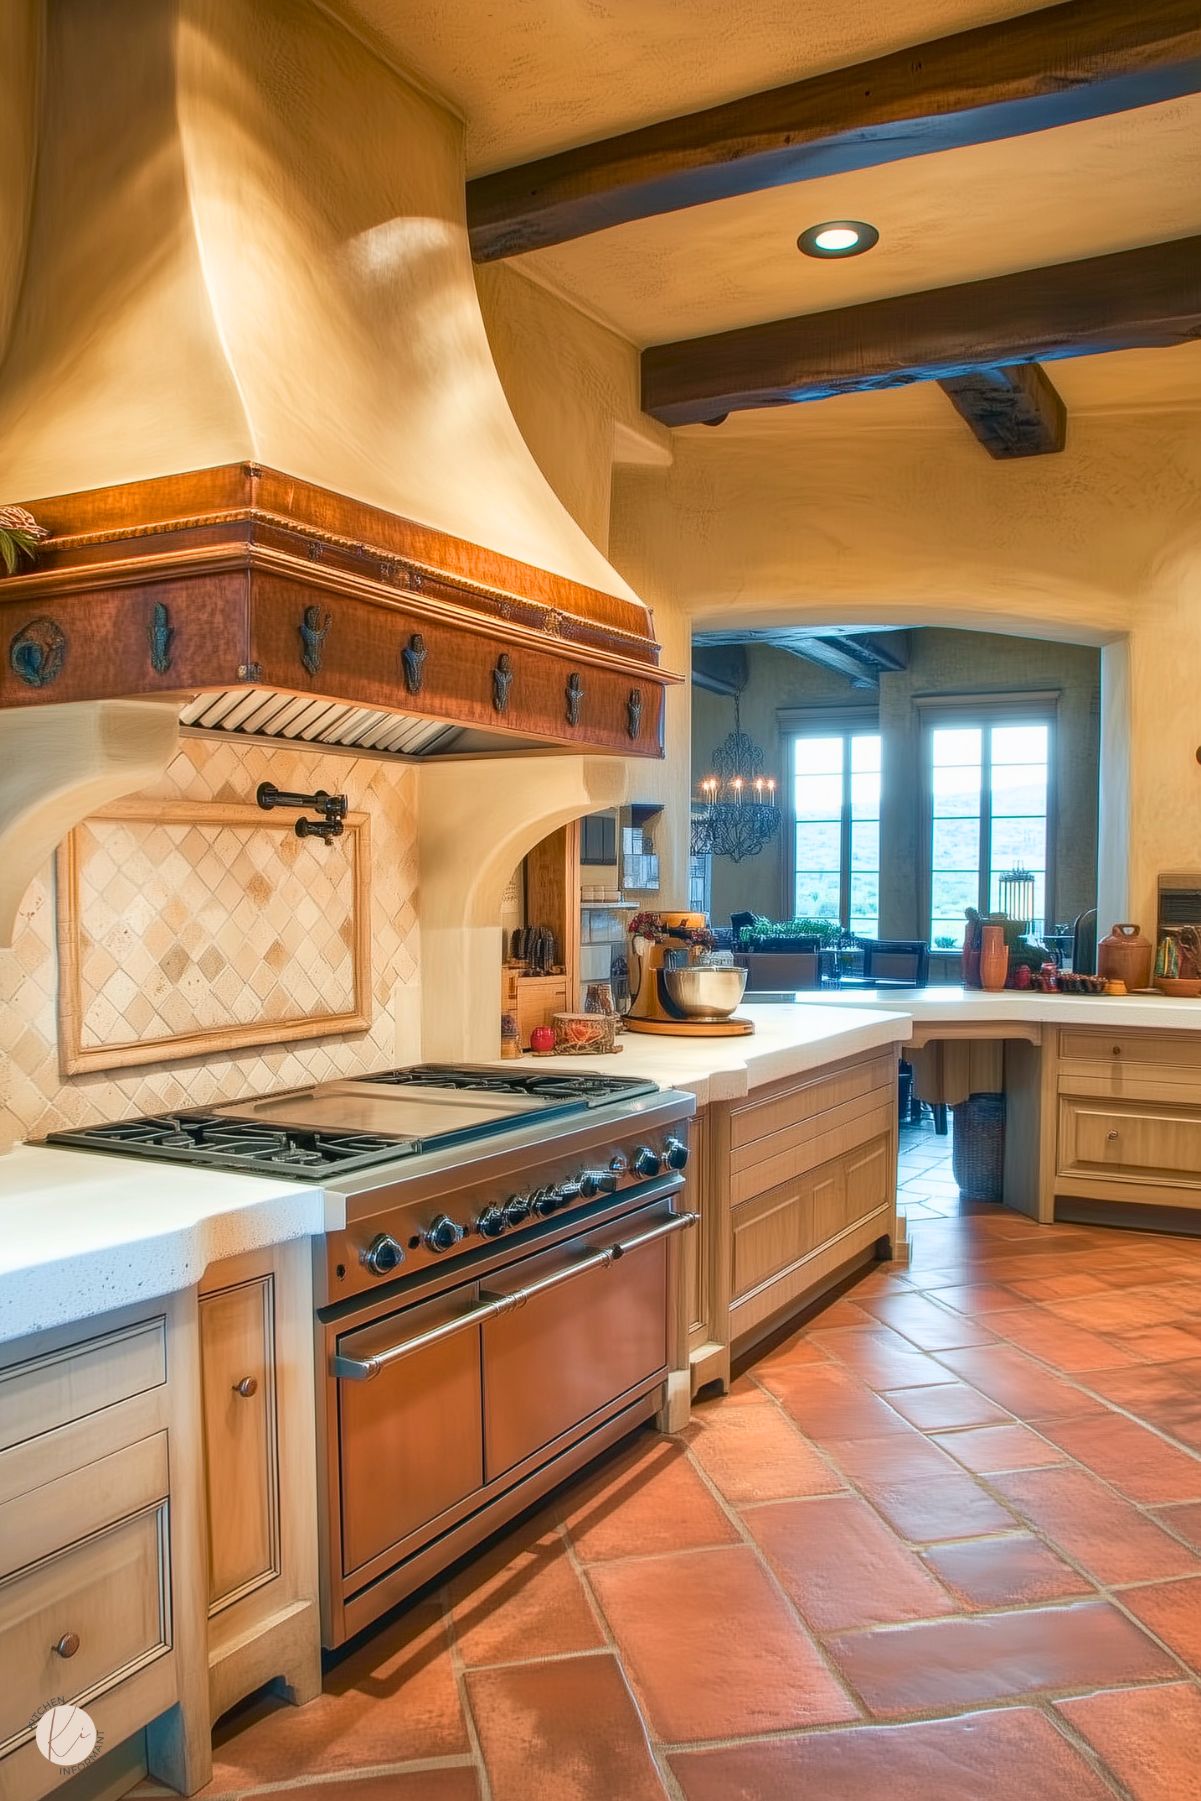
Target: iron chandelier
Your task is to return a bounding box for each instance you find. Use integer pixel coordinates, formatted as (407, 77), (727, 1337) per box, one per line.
(691, 695), (781, 863)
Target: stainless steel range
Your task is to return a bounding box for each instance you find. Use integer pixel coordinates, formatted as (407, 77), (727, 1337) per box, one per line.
(48, 1065), (698, 1645)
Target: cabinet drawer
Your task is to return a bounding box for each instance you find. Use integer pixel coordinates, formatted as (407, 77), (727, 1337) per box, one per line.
(1058, 1096), (1201, 1189)
(732, 1132), (891, 1304)
(1058, 1029), (1201, 1094)
(729, 1053), (895, 1151)
(0, 1317), (166, 1456)
(0, 1502), (171, 1759)
(731, 1096), (894, 1206)
(199, 1278), (280, 1615)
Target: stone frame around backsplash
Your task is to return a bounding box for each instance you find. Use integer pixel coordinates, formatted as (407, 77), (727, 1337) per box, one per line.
(1, 738), (420, 1146)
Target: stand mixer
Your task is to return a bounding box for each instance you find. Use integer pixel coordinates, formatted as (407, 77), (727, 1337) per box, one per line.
(625, 911), (754, 1037)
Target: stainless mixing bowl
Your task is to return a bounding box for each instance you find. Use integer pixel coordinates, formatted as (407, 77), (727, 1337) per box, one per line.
(663, 965), (748, 1019)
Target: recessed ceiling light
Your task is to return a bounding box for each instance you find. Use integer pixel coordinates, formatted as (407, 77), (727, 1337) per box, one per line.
(797, 220), (880, 259)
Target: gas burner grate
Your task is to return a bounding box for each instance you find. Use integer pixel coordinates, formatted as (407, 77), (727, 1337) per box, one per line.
(362, 1065), (657, 1104)
(46, 1112), (418, 1178)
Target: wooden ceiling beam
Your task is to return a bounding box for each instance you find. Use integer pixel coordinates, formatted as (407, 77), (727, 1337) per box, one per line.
(938, 364), (1068, 458)
(467, 0), (1201, 260)
(640, 236), (1201, 427)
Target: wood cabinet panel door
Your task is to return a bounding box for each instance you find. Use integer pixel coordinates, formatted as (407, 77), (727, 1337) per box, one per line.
(199, 1278), (279, 1614)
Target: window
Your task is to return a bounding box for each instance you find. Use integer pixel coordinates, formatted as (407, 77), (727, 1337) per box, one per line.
(927, 712), (1051, 945)
(791, 729), (881, 935)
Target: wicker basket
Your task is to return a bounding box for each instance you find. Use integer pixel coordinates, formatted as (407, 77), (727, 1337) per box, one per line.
(552, 1011), (620, 1054)
(951, 1093), (1006, 1203)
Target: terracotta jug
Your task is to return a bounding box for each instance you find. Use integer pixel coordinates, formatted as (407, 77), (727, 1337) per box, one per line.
(979, 924), (1010, 992)
(1097, 923), (1152, 991)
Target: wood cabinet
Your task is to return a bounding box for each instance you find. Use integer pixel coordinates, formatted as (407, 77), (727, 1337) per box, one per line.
(702, 1049), (899, 1367)
(0, 1296), (207, 1801)
(1054, 1028), (1201, 1214)
(198, 1242), (321, 1724)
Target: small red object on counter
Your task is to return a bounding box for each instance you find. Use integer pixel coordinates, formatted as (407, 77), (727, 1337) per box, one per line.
(1012, 964), (1032, 990)
(529, 1025), (556, 1054)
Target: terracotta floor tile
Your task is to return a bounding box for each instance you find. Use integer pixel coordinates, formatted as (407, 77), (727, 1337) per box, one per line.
(987, 1308), (1140, 1372)
(1079, 1360), (1201, 1451)
(205, 1601), (467, 1791)
(746, 1331), (830, 1374)
(743, 1494), (958, 1632)
(1151, 1501), (1201, 1551)
(1045, 1292), (1186, 1333)
(671, 1706), (1114, 1801)
(921, 1534), (1095, 1609)
(1005, 1271), (1112, 1300)
(1122, 1324), (1201, 1362)
(991, 1466), (1201, 1585)
(805, 1325), (959, 1390)
(589, 1545), (858, 1740)
(824, 1429), (962, 1486)
(258, 1777), (480, 1801)
(560, 1434), (739, 1563)
(447, 1517), (603, 1667)
(684, 1395), (845, 1504)
(756, 1361), (917, 1443)
(466, 1655), (665, 1801)
(934, 1345), (1101, 1421)
(856, 1292), (1000, 1349)
(861, 1474), (1017, 1543)
(824, 1600), (1177, 1718)
(919, 1283), (1025, 1315)
(930, 1422), (1068, 1474)
(809, 1296), (877, 1328)
(1118, 1577), (1201, 1668)
(1035, 1413), (1201, 1505)
(882, 1381), (1012, 1432)
(1057, 1683), (1201, 1801)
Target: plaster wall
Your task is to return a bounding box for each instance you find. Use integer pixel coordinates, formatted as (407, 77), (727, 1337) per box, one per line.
(614, 407), (1201, 936)
(0, 0), (642, 608)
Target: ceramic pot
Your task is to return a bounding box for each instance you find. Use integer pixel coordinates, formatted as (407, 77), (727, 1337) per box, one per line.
(962, 920), (981, 989)
(979, 924), (1010, 992)
(1097, 923), (1153, 991)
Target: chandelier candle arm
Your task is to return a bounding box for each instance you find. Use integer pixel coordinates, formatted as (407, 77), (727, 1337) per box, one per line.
(691, 695), (781, 863)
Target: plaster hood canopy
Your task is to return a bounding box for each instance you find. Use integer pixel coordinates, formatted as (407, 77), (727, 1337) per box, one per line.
(0, 0), (675, 764)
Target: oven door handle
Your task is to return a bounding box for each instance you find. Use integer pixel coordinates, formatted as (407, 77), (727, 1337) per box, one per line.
(330, 1208), (700, 1382)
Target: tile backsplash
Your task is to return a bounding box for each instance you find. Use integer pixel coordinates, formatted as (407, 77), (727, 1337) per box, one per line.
(1, 738), (420, 1145)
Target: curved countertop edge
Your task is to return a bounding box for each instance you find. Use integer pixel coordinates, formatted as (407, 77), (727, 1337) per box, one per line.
(0, 1145), (324, 1346)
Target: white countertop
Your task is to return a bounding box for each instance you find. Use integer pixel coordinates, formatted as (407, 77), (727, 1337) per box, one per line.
(0, 1145), (324, 1345)
(792, 984), (1201, 1032)
(500, 1002), (911, 1105)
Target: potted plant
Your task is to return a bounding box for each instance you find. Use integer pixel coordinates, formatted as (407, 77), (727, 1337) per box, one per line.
(0, 506), (49, 575)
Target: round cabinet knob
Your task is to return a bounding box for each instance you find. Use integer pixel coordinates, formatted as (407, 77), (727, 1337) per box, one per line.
(53, 1633), (81, 1659)
(632, 1145), (662, 1178)
(233, 1376), (258, 1398)
(579, 1169), (619, 1199)
(504, 1193), (532, 1228)
(362, 1233), (406, 1276)
(426, 1214), (465, 1252)
(1107, 1129), (1120, 1142)
(477, 1206), (507, 1239)
(664, 1136), (689, 1171)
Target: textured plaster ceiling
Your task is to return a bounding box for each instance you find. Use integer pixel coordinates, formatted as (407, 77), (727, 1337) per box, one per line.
(515, 98), (1201, 347)
(332, 0), (1199, 425)
(332, 0), (1058, 171)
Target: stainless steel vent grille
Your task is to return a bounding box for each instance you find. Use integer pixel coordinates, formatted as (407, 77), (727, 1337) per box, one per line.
(179, 688), (464, 757)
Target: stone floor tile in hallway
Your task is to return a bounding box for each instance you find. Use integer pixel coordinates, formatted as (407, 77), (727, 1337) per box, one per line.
(190, 1211), (1201, 1799)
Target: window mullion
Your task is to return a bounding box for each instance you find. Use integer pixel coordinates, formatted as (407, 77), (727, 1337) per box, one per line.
(840, 732), (852, 931)
(980, 726), (993, 915)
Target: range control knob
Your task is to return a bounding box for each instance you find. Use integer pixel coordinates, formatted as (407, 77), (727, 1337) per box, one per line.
(531, 1186), (562, 1218)
(664, 1136), (689, 1171)
(504, 1193), (532, 1228)
(579, 1168), (620, 1199)
(476, 1206), (507, 1239)
(362, 1233), (406, 1276)
(425, 1213), (465, 1253)
(632, 1145), (662, 1178)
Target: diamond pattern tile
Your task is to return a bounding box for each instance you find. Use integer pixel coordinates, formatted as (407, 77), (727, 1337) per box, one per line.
(2, 741), (419, 1140)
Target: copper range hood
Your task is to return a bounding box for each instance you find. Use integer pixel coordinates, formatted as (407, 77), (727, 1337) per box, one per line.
(0, 464), (672, 760)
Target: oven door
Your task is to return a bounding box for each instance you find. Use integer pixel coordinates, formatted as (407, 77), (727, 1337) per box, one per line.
(479, 1192), (681, 1480)
(336, 1282), (484, 1580)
